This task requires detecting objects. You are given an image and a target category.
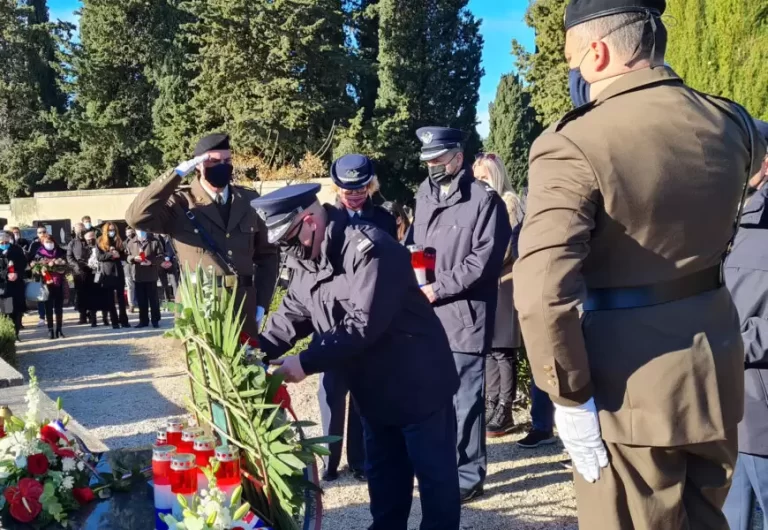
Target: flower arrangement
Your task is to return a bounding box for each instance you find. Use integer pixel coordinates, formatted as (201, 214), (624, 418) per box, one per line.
(169, 266), (332, 530)
(29, 258), (68, 283)
(0, 367), (99, 526)
(162, 468), (263, 530)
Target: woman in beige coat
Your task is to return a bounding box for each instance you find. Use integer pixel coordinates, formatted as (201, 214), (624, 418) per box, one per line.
(473, 154), (524, 437)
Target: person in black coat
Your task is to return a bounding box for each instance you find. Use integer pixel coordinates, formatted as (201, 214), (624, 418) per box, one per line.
(256, 184), (461, 530)
(27, 225), (48, 326)
(67, 223), (92, 324)
(317, 154), (399, 481)
(0, 231), (27, 339)
(95, 222), (130, 329)
(10, 227), (29, 253)
(723, 147), (768, 530)
(33, 235), (68, 339)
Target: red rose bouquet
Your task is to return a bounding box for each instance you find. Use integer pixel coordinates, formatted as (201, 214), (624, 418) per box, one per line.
(0, 367), (99, 526)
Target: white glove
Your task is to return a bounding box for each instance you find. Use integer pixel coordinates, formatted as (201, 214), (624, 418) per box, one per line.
(255, 306), (265, 326)
(174, 154), (210, 177)
(554, 397), (609, 483)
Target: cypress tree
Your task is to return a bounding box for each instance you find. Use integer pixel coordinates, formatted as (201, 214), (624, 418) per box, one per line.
(485, 73), (541, 191)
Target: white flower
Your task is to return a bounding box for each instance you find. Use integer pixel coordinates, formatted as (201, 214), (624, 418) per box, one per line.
(60, 476), (74, 491)
(14, 455), (27, 469)
(76, 461), (85, 472)
(61, 457), (76, 472)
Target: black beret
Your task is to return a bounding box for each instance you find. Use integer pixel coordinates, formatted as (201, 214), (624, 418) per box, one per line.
(193, 133), (231, 156)
(565, 0), (665, 30)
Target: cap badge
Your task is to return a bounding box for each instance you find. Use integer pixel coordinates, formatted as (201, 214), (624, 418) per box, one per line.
(339, 169), (360, 183)
(420, 131), (433, 145)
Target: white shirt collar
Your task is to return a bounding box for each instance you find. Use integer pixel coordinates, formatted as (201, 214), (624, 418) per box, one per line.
(347, 209), (360, 218)
(200, 180), (230, 204)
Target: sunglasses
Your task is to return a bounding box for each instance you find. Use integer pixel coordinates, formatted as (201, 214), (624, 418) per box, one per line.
(475, 153), (498, 161)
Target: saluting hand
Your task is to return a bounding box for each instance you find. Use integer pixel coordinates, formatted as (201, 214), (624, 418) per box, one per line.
(270, 355), (307, 383)
(421, 284), (437, 303)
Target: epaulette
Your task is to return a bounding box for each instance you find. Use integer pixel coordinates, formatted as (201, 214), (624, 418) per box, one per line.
(555, 101), (597, 132)
(351, 229), (375, 256)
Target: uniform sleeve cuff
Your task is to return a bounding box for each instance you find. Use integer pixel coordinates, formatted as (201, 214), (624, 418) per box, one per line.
(549, 383), (594, 407)
(298, 349), (321, 376)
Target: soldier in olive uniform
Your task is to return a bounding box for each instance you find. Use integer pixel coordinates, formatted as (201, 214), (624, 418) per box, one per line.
(513, 1), (768, 528)
(125, 133), (279, 337)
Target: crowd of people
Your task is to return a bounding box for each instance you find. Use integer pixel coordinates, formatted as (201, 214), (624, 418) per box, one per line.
(0, 216), (180, 340)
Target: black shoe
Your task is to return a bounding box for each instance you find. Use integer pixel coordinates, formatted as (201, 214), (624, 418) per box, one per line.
(516, 429), (557, 449)
(322, 469), (339, 482)
(460, 486), (484, 504)
(486, 401), (514, 438)
(48, 329), (55, 340)
(151, 322), (159, 329)
(350, 468), (366, 482)
(485, 399), (497, 426)
(56, 330), (65, 338)
(134, 324), (148, 329)
(91, 320), (97, 327)
(112, 323), (120, 329)
(121, 322), (131, 329)
(103, 318), (109, 326)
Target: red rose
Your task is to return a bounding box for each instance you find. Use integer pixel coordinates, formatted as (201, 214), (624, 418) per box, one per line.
(26, 454), (49, 475)
(238, 332), (259, 349)
(4, 478), (43, 523)
(39, 424), (61, 445)
(72, 487), (95, 505)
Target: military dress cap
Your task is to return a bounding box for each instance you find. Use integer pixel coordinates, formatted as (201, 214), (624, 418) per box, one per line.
(250, 183), (321, 243)
(416, 127), (464, 161)
(193, 133), (231, 156)
(330, 154), (375, 190)
(565, 0), (666, 29)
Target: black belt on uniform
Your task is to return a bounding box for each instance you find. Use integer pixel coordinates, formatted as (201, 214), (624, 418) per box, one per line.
(582, 265), (722, 311)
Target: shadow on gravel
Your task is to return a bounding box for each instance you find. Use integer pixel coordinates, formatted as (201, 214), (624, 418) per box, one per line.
(320, 502), (579, 530)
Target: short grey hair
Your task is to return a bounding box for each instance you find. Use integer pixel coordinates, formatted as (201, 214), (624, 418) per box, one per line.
(570, 12), (667, 65)
(0, 231), (13, 243)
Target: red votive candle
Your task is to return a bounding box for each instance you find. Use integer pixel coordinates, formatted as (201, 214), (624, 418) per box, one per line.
(193, 436), (216, 492)
(171, 453), (197, 519)
(155, 428), (167, 447)
(152, 445), (176, 487)
(178, 427), (204, 454)
(215, 445), (240, 487)
(166, 421), (184, 448)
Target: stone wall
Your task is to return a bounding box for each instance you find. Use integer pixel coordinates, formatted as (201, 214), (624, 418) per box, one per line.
(0, 178), (335, 228)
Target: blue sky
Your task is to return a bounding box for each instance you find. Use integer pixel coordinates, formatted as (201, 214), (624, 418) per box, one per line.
(46, 0), (534, 138)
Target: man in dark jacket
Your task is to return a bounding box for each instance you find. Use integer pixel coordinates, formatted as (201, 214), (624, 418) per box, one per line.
(67, 222), (93, 324)
(126, 230), (164, 328)
(256, 184), (461, 530)
(406, 126), (511, 502)
(723, 126), (768, 530)
(0, 231), (26, 338)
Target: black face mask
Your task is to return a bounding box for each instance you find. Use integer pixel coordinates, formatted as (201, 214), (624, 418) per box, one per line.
(280, 230), (315, 261)
(428, 154), (459, 185)
(205, 163), (234, 188)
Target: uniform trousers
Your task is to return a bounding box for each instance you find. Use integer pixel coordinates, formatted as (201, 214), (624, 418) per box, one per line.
(723, 452), (768, 530)
(318, 370), (365, 473)
(362, 402), (460, 530)
(453, 352), (486, 493)
(135, 281), (160, 326)
(574, 430), (737, 529)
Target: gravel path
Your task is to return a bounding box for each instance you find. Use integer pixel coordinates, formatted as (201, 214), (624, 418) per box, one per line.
(16, 308), (578, 529)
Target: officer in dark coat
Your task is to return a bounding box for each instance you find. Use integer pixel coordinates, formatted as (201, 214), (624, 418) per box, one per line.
(317, 154), (397, 481)
(723, 122), (768, 530)
(255, 184), (461, 530)
(406, 126), (511, 502)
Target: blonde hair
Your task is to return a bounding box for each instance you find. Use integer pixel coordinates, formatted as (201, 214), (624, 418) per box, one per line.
(330, 176), (381, 197)
(473, 154), (524, 226)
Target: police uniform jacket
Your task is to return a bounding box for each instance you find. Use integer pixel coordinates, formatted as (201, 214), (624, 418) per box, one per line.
(408, 168), (511, 354)
(126, 235), (164, 284)
(724, 185), (768, 455)
(514, 66), (767, 448)
(260, 206), (459, 426)
(125, 169), (279, 337)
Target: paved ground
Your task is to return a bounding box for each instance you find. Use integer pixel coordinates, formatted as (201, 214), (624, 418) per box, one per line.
(14, 308), (579, 528)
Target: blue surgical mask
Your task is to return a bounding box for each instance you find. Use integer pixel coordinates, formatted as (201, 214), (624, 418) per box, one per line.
(108, 231), (116, 238)
(569, 68), (591, 108)
(0, 243), (9, 251)
(136, 230), (147, 240)
(84, 222), (92, 230)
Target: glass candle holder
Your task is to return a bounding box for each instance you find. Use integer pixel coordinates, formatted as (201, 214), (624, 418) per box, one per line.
(152, 445), (176, 530)
(178, 427), (204, 455)
(170, 453), (197, 519)
(155, 428), (167, 447)
(215, 445), (240, 503)
(193, 436), (216, 492)
(166, 421), (184, 448)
